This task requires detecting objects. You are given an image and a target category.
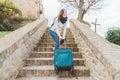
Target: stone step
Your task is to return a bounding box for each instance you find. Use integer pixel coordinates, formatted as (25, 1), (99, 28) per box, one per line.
(45, 28), (71, 31)
(17, 77), (93, 80)
(41, 36), (73, 39)
(39, 38), (75, 42)
(40, 37), (75, 40)
(44, 30), (72, 33)
(17, 66), (90, 77)
(23, 58), (85, 66)
(43, 34), (73, 37)
(37, 41), (75, 44)
(44, 29), (72, 33)
(39, 39), (75, 43)
(45, 27), (71, 30)
(34, 47), (79, 52)
(45, 28), (71, 32)
(30, 52), (83, 58)
(44, 32), (72, 35)
(43, 33), (73, 37)
(38, 43), (77, 47)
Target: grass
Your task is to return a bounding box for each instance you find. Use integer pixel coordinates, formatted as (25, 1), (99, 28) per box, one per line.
(0, 19), (34, 38)
(0, 31), (11, 38)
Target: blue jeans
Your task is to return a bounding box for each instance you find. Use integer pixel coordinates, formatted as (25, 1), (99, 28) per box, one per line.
(49, 30), (65, 50)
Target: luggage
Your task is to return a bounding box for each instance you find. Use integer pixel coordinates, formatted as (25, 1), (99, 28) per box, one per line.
(54, 48), (74, 73)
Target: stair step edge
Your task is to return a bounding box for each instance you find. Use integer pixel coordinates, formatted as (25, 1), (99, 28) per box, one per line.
(17, 77), (93, 80)
(31, 51), (82, 54)
(21, 66), (89, 70)
(25, 58), (85, 61)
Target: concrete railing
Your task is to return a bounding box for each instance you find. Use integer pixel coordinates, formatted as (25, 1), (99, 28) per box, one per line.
(0, 18), (48, 80)
(70, 19), (120, 80)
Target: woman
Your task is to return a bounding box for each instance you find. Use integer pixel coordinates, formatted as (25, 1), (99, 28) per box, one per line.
(50, 9), (68, 50)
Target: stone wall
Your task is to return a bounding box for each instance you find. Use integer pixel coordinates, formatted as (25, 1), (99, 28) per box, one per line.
(70, 19), (120, 80)
(0, 18), (48, 80)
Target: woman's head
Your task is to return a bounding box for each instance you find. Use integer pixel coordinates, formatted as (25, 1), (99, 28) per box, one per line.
(59, 9), (67, 17)
(58, 9), (67, 23)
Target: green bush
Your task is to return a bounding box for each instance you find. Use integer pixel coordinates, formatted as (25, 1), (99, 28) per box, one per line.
(13, 17), (23, 23)
(105, 27), (120, 46)
(0, 22), (14, 31)
(0, 1), (22, 31)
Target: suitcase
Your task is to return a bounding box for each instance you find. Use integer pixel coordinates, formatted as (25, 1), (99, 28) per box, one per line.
(54, 48), (74, 74)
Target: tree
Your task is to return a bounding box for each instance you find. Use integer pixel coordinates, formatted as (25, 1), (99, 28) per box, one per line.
(0, 1), (22, 23)
(58, 0), (104, 21)
(0, 1), (22, 31)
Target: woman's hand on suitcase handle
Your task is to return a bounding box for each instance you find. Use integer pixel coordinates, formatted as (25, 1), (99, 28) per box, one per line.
(59, 36), (64, 40)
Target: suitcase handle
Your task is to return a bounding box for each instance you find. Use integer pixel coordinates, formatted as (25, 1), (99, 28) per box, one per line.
(63, 38), (66, 48)
(59, 36), (66, 48)
(60, 38), (66, 48)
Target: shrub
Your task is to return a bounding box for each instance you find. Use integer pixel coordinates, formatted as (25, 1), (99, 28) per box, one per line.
(105, 27), (120, 46)
(0, 22), (14, 31)
(0, 1), (22, 31)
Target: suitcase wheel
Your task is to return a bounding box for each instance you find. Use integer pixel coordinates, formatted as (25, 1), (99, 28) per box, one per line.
(55, 67), (59, 74)
(70, 66), (74, 74)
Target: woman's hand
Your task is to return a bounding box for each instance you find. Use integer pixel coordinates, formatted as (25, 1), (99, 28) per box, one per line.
(59, 36), (64, 40)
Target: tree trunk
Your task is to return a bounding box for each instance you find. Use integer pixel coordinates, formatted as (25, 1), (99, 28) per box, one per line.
(78, 8), (84, 21)
(77, 0), (84, 21)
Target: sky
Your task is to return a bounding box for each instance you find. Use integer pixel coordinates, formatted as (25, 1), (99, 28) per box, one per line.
(43, 0), (120, 37)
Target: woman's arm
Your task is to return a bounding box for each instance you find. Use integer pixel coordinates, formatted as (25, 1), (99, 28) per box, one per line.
(54, 18), (61, 38)
(63, 20), (68, 39)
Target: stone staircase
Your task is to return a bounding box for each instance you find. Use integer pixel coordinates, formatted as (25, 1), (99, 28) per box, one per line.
(16, 28), (92, 80)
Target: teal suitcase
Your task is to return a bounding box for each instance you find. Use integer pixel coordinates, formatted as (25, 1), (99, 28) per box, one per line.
(54, 48), (74, 73)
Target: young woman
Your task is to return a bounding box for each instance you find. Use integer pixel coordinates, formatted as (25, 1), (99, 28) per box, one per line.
(50, 9), (68, 50)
